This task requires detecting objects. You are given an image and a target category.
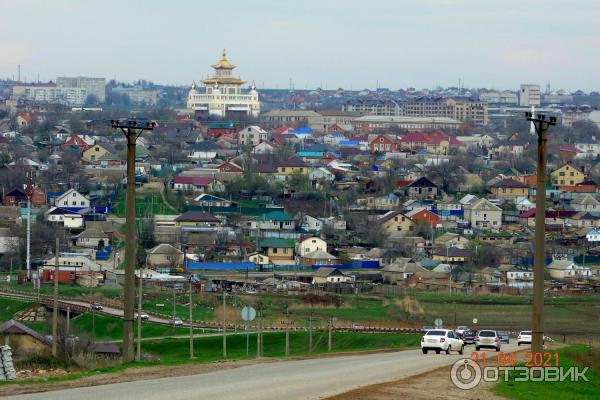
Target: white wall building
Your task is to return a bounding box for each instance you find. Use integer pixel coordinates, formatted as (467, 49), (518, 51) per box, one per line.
(238, 126), (268, 146)
(12, 84), (88, 106)
(55, 189), (90, 209)
(519, 84), (541, 107)
(187, 50), (260, 117)
(56, 76), (106, 102)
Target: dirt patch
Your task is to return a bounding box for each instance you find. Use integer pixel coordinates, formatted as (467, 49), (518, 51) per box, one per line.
(402, 296), (424, 319)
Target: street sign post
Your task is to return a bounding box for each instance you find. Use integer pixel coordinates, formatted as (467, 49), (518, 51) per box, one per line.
(241, 306), (257, 356)
(434, 318), (443, 328)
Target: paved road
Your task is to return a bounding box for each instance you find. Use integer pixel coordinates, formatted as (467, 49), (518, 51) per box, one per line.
(7, 343), (523, 400)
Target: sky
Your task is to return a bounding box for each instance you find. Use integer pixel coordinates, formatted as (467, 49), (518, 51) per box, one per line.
(0, 0), (599, 91)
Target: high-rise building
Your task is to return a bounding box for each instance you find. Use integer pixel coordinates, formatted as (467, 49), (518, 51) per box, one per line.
(187, 50), (260, 117)
(519, 84), (541, 107)
(56, 76), (106, 103)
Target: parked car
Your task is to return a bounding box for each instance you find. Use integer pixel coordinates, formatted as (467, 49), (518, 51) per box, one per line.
(498, 331), (510, 344)
(475, 330), (501, 352)
(421, 329), (464, 355)
(90, 302), (103, 311)
(136, 311), (150, 321)
(456, 326), (469, 336)
(169, 317), (183, 326)
(422, 325), (434, 332)
(462, 330), (477, 344)
(517, 331), (532, 346)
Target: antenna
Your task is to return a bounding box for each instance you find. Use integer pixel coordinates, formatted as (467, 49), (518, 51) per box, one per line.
(18, 64), (20, 82)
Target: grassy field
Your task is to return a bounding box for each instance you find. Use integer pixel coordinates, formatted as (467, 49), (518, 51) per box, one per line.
(493, 345), (600, 400)
(142, 331), (421, 363)
(0, 298), (32, 322)
(113, 192), (177, 217)
(25, 313), (206, 341)
(0, 280), (123, 299)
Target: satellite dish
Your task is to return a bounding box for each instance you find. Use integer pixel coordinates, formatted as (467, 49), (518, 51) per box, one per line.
(472, 318), (478, 324)
(434, 318), (443, 328)
(241, 306), (257, 322)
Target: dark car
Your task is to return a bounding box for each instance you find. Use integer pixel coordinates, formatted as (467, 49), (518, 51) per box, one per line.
(498, 331), (510, 344)
(90, 302), (103, 311)
(462, 330), (477, 344)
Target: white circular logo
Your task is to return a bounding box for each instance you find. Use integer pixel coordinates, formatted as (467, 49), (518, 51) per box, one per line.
(450, 358), (482, 390)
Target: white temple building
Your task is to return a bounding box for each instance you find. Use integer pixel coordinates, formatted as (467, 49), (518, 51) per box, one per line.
(187, 50), (260, 118)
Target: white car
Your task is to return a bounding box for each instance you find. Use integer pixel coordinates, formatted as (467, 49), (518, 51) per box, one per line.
(475, 330), (501, 352)
(421, 329), (464, 354)
(136, 312), (150, 321)
(169, 317), (183, 326)
(517, 331), (532, 346)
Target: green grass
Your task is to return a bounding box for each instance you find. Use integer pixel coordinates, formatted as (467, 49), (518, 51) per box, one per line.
(0, 281), (123, 299)
(68, 313), (205, 341)
(113, 192), (177, 217)
(0, 298), (32, 321)
(493, 345), (600, 400)
(142, 331), (421, 363)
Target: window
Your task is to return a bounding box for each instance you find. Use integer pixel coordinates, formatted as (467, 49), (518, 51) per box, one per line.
(272, 248), (278, 254)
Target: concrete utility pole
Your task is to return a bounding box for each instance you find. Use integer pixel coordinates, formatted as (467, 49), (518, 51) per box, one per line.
(222, 289), (227, 358)
(136, 269), (143, 361)
(24, 175), (34, 281)
(189, 279), (194, 359)
(111, 119), (155, 363)
(52, 237), (59, 357)
(526, 112), (556, 355)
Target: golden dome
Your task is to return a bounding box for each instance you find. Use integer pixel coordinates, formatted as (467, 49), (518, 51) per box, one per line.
(211, 49), (236, 70)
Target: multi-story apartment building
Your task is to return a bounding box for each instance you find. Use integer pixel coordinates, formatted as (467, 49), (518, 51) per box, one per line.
(343, 97), (488, 126)
(56, 76), (106, 102)
(12, 83), (88, 106)
(519, 84), (541, 107)
(112, 86), (159, 105)
(401, 97), (488, 126)
(342, 99), (401, 116)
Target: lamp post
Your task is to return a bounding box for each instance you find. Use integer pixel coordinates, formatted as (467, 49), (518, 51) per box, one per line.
(526, 112), (556, 355)
(110, 119), (155, 363)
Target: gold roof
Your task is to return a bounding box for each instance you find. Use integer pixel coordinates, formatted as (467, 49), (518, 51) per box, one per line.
(211, 49), (236, 70)
(201, 77), (246, 85)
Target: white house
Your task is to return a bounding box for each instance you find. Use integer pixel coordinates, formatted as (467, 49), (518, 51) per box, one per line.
(296, 236), (327, 257)
(309, 167), (335, 182)
(238, 126), (268, 147)
(546, 260), (592, 280)
(253, 141), (276, 154)
(312, 267), (354, 284)
(506, 267), (533, 289)
(515, 197), (535, 211)
(46, 207), (85, 228)
(299, 214), (323, 232)
(586, 229), (600, 242)
(54, 189), (90, 209)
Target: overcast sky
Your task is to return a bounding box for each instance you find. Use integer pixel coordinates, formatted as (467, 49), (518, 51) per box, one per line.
(1, 0), (598, 91)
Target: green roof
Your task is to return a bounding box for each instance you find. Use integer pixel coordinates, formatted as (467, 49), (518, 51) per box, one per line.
(258, 238), (295, 248)
(209, 122), (234, 129)
(259, 211), (294, 222)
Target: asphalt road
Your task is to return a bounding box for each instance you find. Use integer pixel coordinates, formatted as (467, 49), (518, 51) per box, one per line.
(6, 343), (522, 400)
